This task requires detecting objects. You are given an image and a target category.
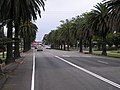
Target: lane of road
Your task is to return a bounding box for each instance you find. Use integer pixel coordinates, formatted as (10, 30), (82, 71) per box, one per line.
(47, 49), (120, 85)
(34, 49), (120, 90)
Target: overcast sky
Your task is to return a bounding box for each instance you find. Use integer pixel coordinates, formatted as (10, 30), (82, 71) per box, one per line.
(35, 0), (103, 41)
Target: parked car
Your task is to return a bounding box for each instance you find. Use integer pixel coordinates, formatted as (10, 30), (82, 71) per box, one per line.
(45, 45), (51, 49)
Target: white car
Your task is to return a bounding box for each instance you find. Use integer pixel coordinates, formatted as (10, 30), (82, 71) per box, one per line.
(37, 45), (43, 51)
(45, 45), (51, 49)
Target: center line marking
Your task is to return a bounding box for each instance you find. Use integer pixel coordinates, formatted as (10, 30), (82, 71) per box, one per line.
(31, 50), (35, 90)
(98, 60), (109, 64)
(63, 55), (70, 57)
(55, 55), (120, 89)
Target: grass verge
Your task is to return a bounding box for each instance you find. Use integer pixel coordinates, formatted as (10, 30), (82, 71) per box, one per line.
(93, 50), (120, 58)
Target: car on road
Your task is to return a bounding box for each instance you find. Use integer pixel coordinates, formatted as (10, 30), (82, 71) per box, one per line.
(37, 45), (43, 51)
(45, 45), (51, 49)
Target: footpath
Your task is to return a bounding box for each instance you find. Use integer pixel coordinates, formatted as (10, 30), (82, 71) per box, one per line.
(0, 50), (33, 90)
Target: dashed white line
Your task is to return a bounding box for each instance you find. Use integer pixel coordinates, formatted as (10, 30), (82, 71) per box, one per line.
(98, 60), (109, 64)
(31, 50), (35, 90)
(55, 55), (120, 89)
(62, 55), (70, 57)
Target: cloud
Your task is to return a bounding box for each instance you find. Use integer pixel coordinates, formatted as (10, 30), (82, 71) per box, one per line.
(36, 0), (103, 41)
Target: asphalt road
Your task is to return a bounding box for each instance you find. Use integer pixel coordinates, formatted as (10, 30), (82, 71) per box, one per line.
(35, 49), (120, 90)
(1, 49), (120, 90)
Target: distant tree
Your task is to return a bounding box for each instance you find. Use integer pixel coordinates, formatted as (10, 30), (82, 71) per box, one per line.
(60, 19), (73, 51)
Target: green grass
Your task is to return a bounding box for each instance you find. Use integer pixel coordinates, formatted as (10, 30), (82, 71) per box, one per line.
(93, 50), (120, 58)
(93, 51), (102, 55)
(107, 52), (120, 58)
(109, 50), (120, 53)
(0, 52), (6, 61)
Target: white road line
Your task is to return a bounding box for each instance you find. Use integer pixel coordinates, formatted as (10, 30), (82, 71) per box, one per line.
(62, 55), (70, 57)
(98, 60), (109, 64)
(55, 55), (120, 89)
(31, 50), (35, 90)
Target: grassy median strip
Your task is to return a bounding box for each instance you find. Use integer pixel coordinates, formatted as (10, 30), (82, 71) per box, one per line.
(107, 53), (120, 58)
(93, 50), (120, 58)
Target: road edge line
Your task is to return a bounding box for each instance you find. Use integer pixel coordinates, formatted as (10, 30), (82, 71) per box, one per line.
(31, 50), (35, 90)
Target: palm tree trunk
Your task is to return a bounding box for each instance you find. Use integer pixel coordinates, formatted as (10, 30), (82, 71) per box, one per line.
(6, 0), (14, 64)
(67, 38), (70, 51)
(0, 63), (2, 73)
(2, 51), (4, 58)
(67, 43), (69, 51)
(28, 38), (31, 50)
(97, 42), (101, 50)
(21, 38), (23, 52)
(24, 37), (31, 52)
(60, 44), (63, 50)
(79, 38), (83, 53)
(89, 37), (93, 54)
(102, 36), (107, 56)
(14, 22), (20, 58)
(64, 42), (66, 50)
(23, 38), (28, 52)
(6, 21), (14, 63)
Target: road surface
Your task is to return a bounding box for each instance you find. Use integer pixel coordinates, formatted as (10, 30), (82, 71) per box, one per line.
(35, 49), (120, 90)
(2, 49), (120, 90)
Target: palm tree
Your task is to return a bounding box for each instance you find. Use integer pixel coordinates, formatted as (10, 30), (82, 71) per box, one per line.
(55, 27), (64, 50)
(75, 15), (86, 53)
(19, 21), (38, 52)
(60, 19), (73, 51)
(13, 0), (45, 57)
(0, 0), (45, 62)
(57, 26), (66, 50)
(107, 0), (120, 32)
(90, 3), (111, 55)
(46, 30), (56, 49)
(82, 12), (95, 54)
